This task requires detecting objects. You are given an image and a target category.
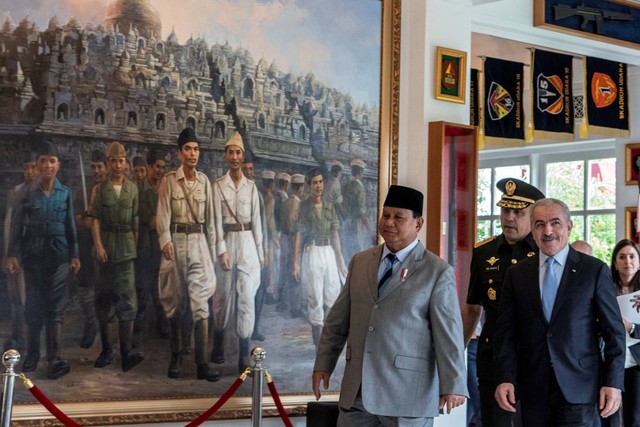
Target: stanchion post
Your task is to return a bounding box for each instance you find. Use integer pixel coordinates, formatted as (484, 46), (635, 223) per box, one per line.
(1, 349), (20, 427)
(250, 347), (266, 427)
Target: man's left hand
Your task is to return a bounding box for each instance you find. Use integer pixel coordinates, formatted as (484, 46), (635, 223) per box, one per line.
(69, 257), (81, 274)
(599, 386), (621, 418)
(438, 394), (466, 414)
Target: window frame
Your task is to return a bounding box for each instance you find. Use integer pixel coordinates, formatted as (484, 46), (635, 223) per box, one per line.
(478, 139), (616, 247)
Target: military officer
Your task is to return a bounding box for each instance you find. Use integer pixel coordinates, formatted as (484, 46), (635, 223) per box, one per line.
(5, 140), (80, 379)
(91, 141), (144, 372)
(461, 177), (544, 427)
(156, 127), (220, 382)
(212, 131), (264, 373)
(293, 168), (347, 346)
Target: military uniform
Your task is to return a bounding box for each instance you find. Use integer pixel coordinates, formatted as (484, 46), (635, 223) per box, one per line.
(91, 141), (144, 372)
(465, 177), (544, 427)
(8, 176), (79, 378)
(468, 233), (538, 371)
(212, 131), (264, 373)
(212, 172), (264, 338)
(296, 198), (341, 328)
(157, 127), (219, 382)
(92, 178), (139, 323)
(157, 167), (216, 322)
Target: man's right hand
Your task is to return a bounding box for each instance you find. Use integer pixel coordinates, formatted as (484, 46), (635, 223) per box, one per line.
(495, 383), (517, 412)
(312, 370), (331, 400)
(218, 252), (231, 271)
(4, 257), (19, 275)
(162, 242), (174, 261)
(293, 261), (300, 282)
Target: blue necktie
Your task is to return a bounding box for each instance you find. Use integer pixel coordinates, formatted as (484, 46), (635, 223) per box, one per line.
(541, 257), (558, 322)
(378, 253), (397, 294)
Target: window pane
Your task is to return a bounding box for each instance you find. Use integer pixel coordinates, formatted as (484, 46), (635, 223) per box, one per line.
(546, 161), (584, 210)
(477, 168), (492, 216)
(476, 220), (492, 241)
(493, 165), (530, 215)
(494, 219), (502, 236)
(569, 215), (584, 243)
(589, 214), (616, 263)
(588, 158), (616, 210)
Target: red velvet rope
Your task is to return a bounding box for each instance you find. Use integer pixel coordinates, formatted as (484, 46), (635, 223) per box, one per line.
(184, 370), (249, 427)
(26, 383), (82, 427)
(19, 368), (293, 427)
(266, 372), (293, 427)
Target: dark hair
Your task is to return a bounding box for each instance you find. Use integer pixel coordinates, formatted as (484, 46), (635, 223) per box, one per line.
(611, 239), (640, 294)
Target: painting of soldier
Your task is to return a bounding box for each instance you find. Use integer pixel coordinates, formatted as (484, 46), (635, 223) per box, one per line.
(293, 168), (348, 347)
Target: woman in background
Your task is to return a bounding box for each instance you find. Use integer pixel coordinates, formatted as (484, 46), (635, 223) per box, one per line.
(610, 239), (640, 427)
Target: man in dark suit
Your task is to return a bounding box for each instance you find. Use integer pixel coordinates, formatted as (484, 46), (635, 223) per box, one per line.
(494, 198), (626, 426)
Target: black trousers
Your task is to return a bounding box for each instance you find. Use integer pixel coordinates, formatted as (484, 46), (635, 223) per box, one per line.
(521, 368), (597, 427)
(621, 365), (640, 427)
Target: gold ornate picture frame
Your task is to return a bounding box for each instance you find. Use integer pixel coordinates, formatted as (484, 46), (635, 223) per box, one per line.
(625, 143), (640, 185)
(434, 46), (467, 104)
(625, 206), (639, 245)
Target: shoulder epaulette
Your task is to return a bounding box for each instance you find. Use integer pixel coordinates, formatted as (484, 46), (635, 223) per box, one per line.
(474, 235), (497, 249)
(165, 170), (177, 176)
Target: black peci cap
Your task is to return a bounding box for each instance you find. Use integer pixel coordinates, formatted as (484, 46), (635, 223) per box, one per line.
(91, 149), (107, 163)
(177, 127), (197, 149)
(496, 178), (544, 210)
(36, 139), (59, 158)
(383, 185), (424, 216)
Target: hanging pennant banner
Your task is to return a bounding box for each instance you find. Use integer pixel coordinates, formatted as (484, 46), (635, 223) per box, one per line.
(470, 68), (479, 127)
(585, 56), (630, 138)
(532, 49), (574, 141)
(483, 57), (524, 146)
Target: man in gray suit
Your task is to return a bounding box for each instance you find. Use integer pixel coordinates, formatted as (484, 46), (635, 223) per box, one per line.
(313, 184), (468, 426)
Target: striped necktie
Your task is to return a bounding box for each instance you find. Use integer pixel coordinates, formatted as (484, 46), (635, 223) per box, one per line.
(378, 253), (397, 294)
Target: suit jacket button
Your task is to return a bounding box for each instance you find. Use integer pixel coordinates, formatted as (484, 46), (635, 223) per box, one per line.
(368, 326), (374, 331)
(373, 304), (378, 309)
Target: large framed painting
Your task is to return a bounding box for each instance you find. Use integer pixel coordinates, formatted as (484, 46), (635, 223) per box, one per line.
(0, 0), (401, 424)
(534, 0), (640, 49)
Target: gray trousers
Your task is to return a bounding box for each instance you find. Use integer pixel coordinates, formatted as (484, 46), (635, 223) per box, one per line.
(338, 395), (434, 427)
